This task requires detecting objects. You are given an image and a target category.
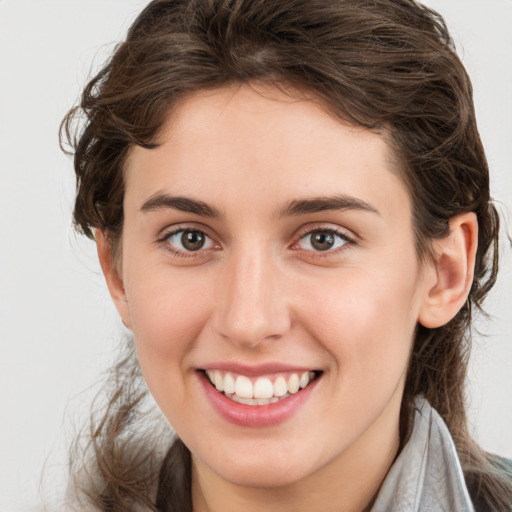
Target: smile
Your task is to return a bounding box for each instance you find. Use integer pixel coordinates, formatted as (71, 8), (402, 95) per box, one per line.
(204, 369), (319, 406)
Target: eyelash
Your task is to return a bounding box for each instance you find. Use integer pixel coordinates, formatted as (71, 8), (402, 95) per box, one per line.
(157, 226), (354, 259)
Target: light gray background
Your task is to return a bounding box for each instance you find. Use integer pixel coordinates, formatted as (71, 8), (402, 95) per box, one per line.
(0, 1), (511, 510)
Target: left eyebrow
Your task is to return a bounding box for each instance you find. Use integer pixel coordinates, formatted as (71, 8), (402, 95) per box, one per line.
(277, 195), (380, 217)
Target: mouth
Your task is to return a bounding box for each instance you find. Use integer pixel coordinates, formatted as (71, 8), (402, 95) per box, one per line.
(202, 368), (322, 406)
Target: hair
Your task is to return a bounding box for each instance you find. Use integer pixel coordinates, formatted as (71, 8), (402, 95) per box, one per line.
(61, 0), (512, 510)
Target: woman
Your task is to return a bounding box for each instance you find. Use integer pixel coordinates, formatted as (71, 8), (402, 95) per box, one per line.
(61, 0), (512, 510)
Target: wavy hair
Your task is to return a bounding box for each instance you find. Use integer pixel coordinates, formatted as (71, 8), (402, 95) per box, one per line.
(61, 0), (511, 510)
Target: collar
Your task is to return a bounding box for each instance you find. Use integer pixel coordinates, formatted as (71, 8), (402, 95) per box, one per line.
(370, 396), (474, 511)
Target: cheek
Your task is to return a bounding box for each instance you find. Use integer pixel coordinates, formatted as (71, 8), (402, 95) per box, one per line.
(300, 261), (422, 378)
(126, 266), (209, 346)
(122, 266), (212, 397)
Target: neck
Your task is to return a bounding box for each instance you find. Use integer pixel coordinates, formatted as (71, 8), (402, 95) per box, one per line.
(191, 394), (401, 512)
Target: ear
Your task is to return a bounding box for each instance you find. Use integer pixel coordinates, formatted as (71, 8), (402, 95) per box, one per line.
(95, 230), (132, 329)
(418, 212), (478, 328)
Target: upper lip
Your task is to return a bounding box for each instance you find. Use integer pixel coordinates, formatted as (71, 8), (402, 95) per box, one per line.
(200, 362), (319, 376)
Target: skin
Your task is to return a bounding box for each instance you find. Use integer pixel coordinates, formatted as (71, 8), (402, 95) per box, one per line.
(97, 83), (478, 512)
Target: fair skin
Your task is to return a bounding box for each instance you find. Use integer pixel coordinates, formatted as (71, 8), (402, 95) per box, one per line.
(97, 84), (477, 512)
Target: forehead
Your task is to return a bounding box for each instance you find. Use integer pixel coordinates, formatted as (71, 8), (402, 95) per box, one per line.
(123, 83), (411, 221)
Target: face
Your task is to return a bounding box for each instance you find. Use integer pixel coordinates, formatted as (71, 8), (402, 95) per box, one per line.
(113, 84), (434, 490)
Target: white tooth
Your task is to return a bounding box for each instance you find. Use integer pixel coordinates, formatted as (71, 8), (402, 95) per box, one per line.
(287, 373), (300, 394)
(299, 371), (310, 389)
(206, 370), (215, 384)
(224, 373), (235, 394)
(214, 370), (224, 391)
(228, 393), (287, 405)
(238, 397), (255, 405)
(309, 371), (315, 380)
(235, 375), (253, 398)
(253, 377), (274, 399)
(273, 377), (288, 397)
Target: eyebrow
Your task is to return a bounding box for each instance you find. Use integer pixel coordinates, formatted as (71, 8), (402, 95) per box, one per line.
(278, 195), (379, 217)
(140, 193), (222, 218)
(139, 193), (379, 219)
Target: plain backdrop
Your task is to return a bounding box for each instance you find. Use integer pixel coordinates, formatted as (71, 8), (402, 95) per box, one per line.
(0, 1), (511, 510)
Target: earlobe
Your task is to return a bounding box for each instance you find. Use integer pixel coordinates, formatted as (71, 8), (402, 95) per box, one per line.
(418, 212), (478, 329)
(95, 230), (132, 329)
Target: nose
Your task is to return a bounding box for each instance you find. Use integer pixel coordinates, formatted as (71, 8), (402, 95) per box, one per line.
(212, 247), (292, 348)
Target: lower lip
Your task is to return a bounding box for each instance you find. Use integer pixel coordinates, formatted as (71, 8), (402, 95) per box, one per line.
(198, 372), (319, 427)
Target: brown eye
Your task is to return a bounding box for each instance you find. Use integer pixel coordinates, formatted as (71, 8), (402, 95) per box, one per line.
(310, 232), (335, 251)
(181, 231), (205, 251)
(297, 229), (348, 252)
(165, 229), (215, 253)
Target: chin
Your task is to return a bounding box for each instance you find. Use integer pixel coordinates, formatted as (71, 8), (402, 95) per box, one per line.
(215, 460), (310, 489)
(193, 436), (327, 490)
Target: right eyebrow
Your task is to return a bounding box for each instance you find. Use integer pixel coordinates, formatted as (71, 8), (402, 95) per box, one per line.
(139, 193), (222, 218)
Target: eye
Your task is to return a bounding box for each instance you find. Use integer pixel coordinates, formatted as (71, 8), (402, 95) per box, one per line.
(296, 228), (349, 252)
(165, 229), (216, 253)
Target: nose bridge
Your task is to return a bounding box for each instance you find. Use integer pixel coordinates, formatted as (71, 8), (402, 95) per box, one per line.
(214, 243), (290, 347)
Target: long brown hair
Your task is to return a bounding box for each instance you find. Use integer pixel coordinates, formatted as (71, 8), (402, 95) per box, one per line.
(61, 0), (512, 510)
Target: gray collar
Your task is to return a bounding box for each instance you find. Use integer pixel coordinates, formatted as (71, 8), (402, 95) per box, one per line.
(370, 397), (474, 512)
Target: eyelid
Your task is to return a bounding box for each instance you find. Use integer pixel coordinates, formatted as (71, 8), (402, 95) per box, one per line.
(157, 221), (219, 242)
